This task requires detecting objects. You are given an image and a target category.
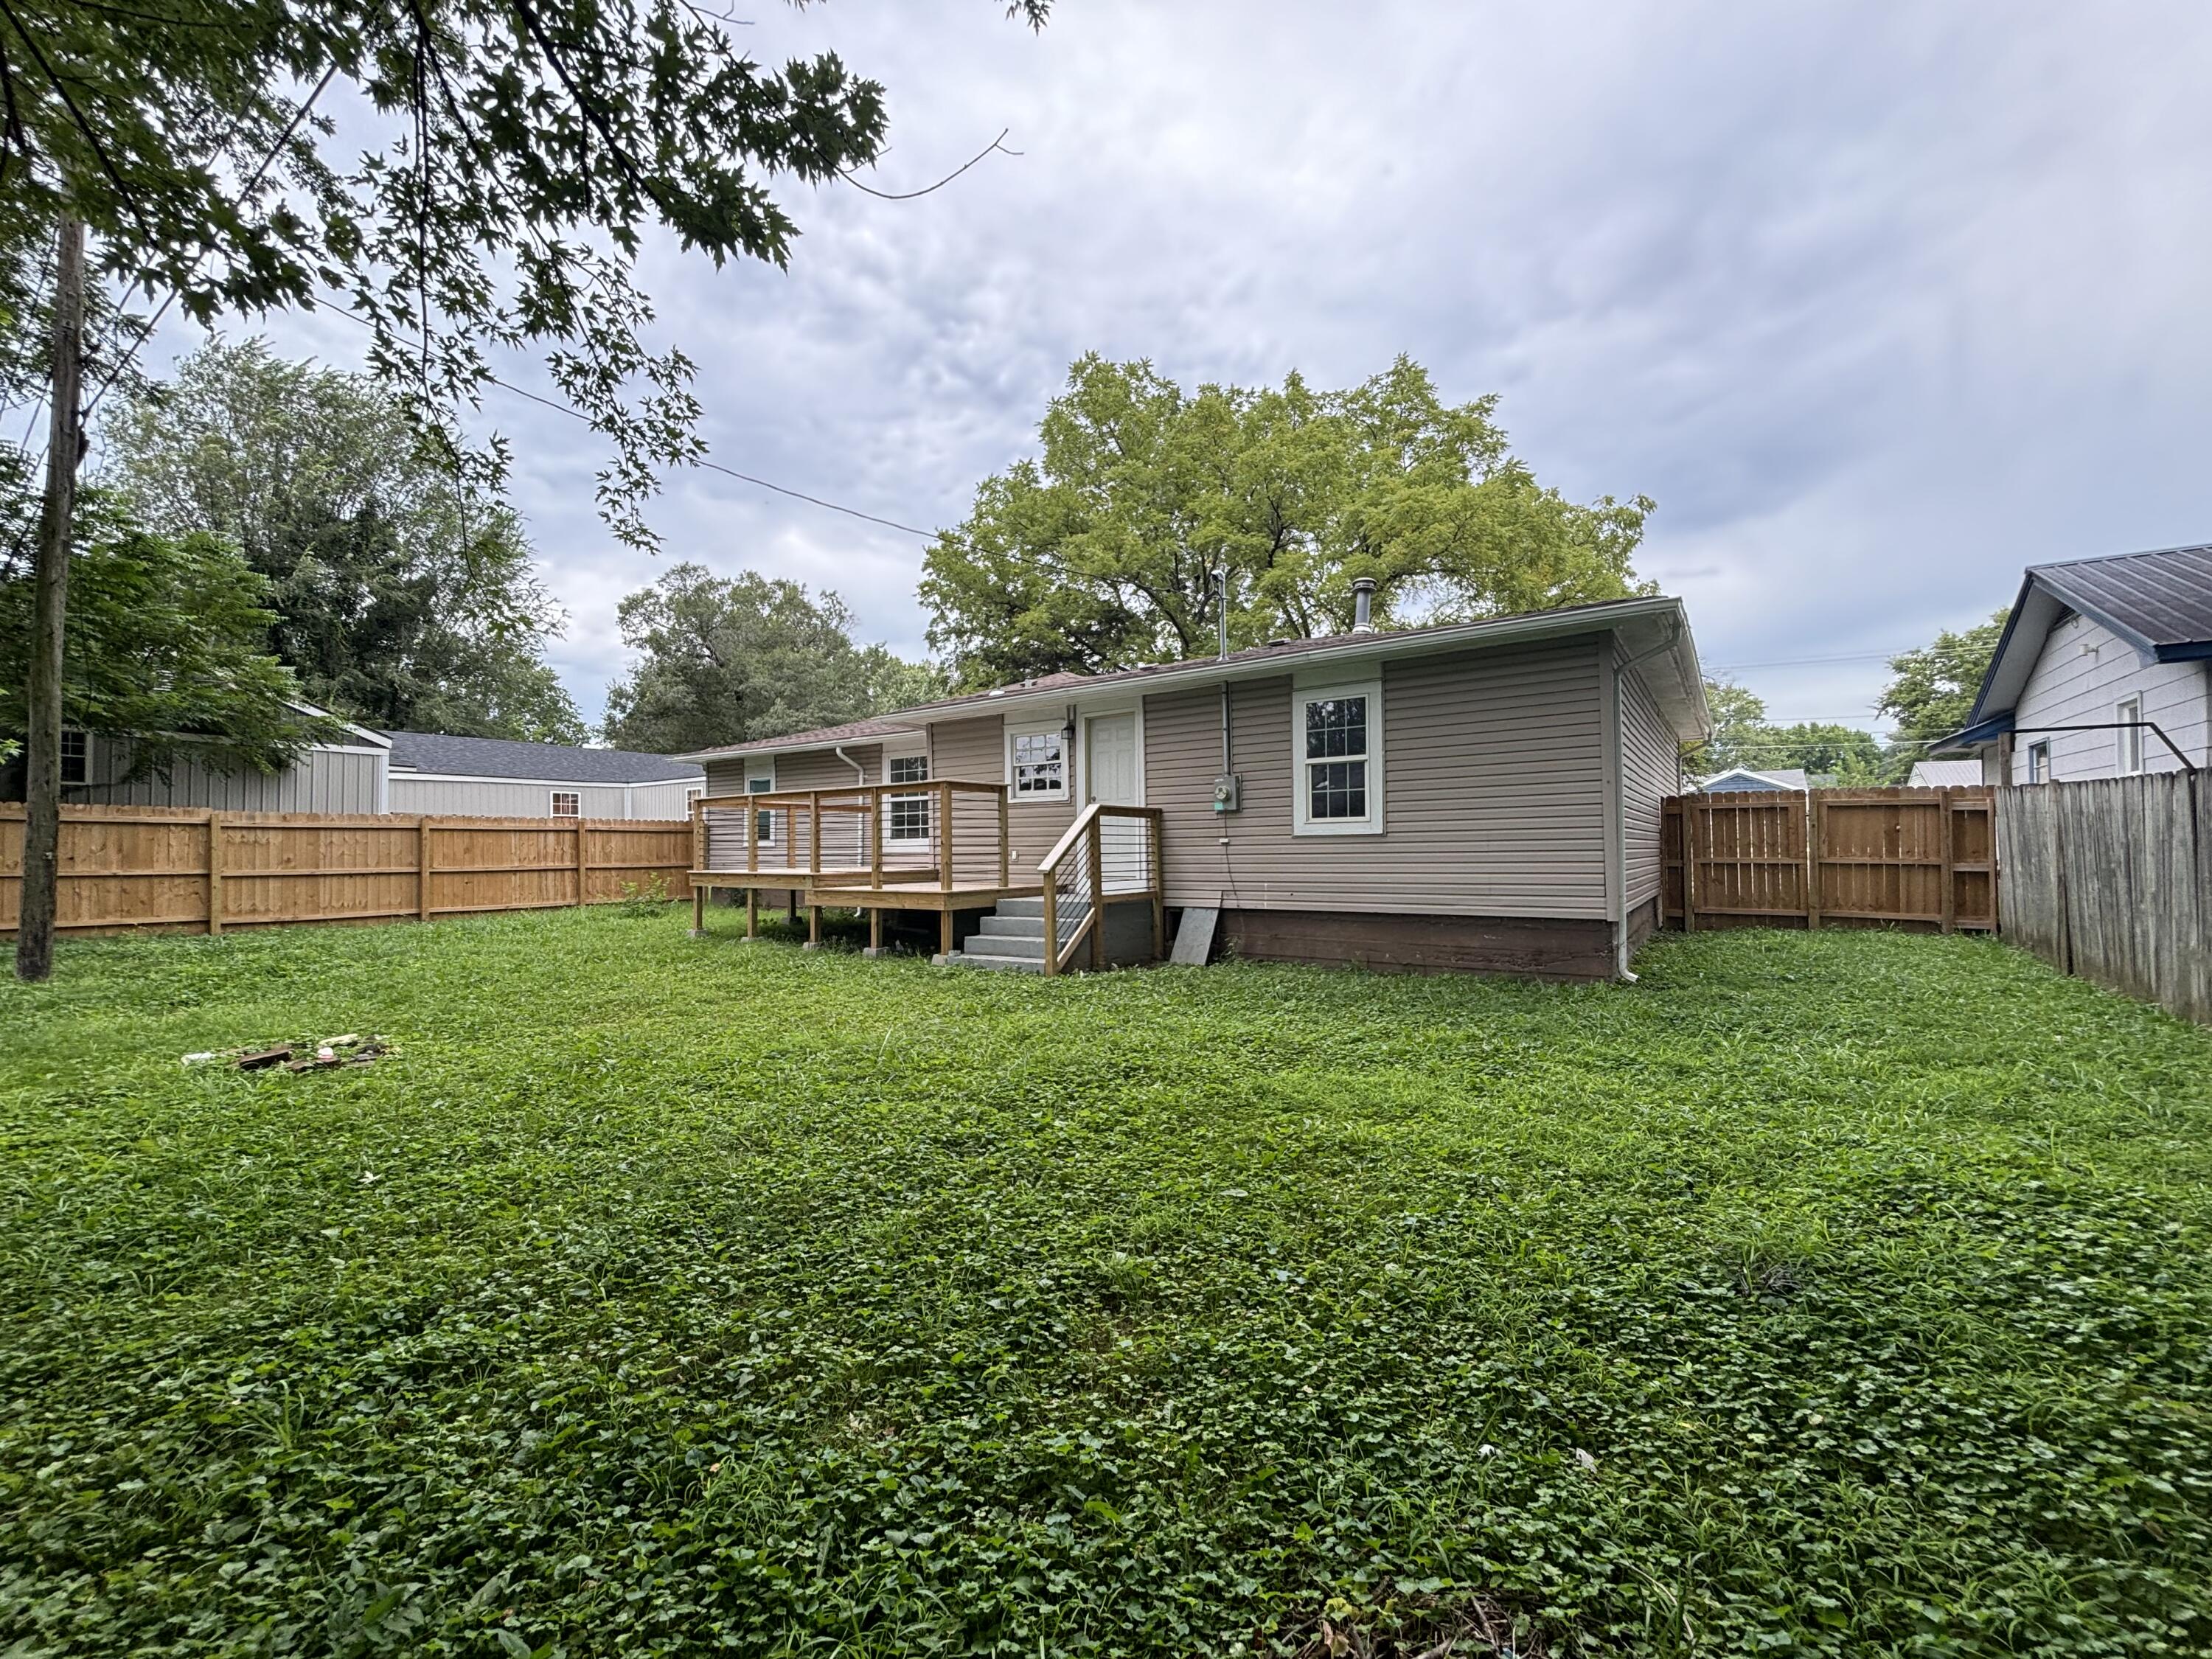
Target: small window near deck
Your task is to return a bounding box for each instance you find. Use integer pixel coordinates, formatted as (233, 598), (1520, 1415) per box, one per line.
(1010, 730), (1067, 799)
(2115, 695), (2144, 774)
(746, 771), (776, 843)
(551, 790), (581, 818)
(58, 729), (90, 787)
(1293, 683), (1382, 834)
(2025, 741), (2051, 785)
(886, 754), (931, 841)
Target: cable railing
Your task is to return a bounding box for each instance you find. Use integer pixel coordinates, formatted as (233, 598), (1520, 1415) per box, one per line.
(1037, 803), (1164, 974)
(693, 783), (1011, 889)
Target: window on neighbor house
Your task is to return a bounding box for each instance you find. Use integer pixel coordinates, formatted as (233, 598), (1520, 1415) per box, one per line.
(886, 753), (931, 841)
(551, 790), (582, 818)
(58, 729), (90, 787)
(2115, 696), (2144, 774)
(1009, 728), (1067, 799)
(2025, 741), (2052, 785)
(746, 769), (776, 844)
(1294, 682), (1382, 834)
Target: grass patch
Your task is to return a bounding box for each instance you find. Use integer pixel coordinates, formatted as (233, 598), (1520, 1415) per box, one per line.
(2, 910), (2209, 1655)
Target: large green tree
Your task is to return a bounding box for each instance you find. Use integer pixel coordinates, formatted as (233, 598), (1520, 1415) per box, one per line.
(105, 339), (582, 741)
(1878, 611), (2008, 751)
(4, 0), (1046, 977)
(602, 563), (944, 754)
(921, 354), (1655, 688)
(1689, 679), (1884, 783)
(1, 496), (336, 782)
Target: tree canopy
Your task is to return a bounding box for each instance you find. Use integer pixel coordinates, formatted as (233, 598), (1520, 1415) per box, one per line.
(920, 354), (1655, 688)
(1691, 679), (1884, 783)
(1, 497), (336, 780)
(102, 338), (583, 740)
(601, 563), (943, 754)
(1878, 611), (2008, 751)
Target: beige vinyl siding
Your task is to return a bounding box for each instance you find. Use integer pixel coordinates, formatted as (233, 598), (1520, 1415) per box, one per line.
(1618, 662), (1676, 910)
(1144, 639), (1610, 919)
(71, 740), (386, 813)
(2008, 613), (2211, 781)
(928, 713), (1074, 882)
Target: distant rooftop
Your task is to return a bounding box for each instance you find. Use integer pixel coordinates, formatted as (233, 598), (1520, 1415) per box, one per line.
(381, 731), (701, 785)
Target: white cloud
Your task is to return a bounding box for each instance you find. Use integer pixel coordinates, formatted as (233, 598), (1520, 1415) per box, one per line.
(201, 0), (2212, 731)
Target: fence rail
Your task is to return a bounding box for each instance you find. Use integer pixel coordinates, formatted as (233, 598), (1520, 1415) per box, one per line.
(1, 804), (693, 937)
(1663, 787), (1996, 933)
(1997, 771), (2210, 1025)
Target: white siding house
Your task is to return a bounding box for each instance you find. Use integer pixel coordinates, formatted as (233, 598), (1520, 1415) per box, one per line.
(1947, 545), (2212, 785)
(382, 731), (703, 818)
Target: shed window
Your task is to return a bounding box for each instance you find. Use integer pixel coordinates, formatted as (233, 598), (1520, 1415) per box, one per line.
(2025, 741), (2051, 785)
(1009, 728), (1068, 799)
(551, 790), (582, 818)
(2115, 696), (2144, 774)
(1293, 681), (1382, 835)
(58, 729), (90, 787)
(886, 753), (931, 841)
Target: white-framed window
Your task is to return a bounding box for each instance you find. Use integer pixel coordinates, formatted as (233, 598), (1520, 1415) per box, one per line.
(685, 785), (703, 810)
(746, 763), (776, 844)
(2025, 741), (2052, 785)
(58, 728), (91, 787)
(1293, 679), (1383, 835)
(1008, 725), (1069, 801)
(2115, 695), (2144, 774)
(551, 790), (582, 818)
(885, 751), (932, 841)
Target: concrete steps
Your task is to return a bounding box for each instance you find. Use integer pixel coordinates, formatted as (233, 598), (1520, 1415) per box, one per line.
(945, 894), (1085, 974)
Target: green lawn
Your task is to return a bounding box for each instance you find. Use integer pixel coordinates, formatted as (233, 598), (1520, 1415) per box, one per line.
(2, 911), (2209, 1658)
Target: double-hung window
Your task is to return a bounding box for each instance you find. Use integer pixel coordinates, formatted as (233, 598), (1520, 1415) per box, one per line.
(58, 729), (91, 787)
(2025, 741), (2052, 785)
(1009, 726), (1068, 800)
(2115, 695), (2144, 774)
(551, 790), (582, 818)
(886, 753), (931, 842)
(1293, 680), (1382, 835)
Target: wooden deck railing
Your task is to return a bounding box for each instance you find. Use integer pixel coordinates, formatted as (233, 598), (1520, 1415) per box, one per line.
(692, 782), (1011, 888)
(1037, 803), (1164, 975)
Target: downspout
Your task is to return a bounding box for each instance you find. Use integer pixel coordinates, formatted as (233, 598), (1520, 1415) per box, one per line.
(832, 745), (867, 786)
(1612, 621), (1682, 982)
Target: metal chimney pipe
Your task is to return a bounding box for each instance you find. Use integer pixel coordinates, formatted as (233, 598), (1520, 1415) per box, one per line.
(1351, 577), (1376, 633)
(1214, 567), (1230, 659)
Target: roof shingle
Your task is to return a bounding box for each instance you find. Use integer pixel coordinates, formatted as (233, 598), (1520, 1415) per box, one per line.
(382, 731), (702, 784)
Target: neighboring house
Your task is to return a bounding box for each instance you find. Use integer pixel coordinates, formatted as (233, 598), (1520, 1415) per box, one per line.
(382, 731), (703, 818)
(1946, 544), (2211, 784)
(1907, 758), (1982, 789)
(680, 591), (1708, 979)
(1697, 766), (1807, 793)
(4, 716), (703, 820)
(2, 703), (394, 812)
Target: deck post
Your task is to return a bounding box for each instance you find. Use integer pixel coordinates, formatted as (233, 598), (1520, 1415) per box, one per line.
(998, 789), (1009, 888)
(745, 886), (758, 939)
(808, 792), (821, 879)
(692, 881), (706, 936)
(1088, 813), (1105, 971)
(1041, 870), (1060, 977)
(869, 905), (883, 955)
(869, 784), (883, 888)
(692, 797), (706, 883)
(786, 890), (799, 925)
(745, 795), (757, 874)
(807, 903), (821, 948)
(939, 781), (955, 890)
(939, 908), (953, 960)
(1147, 811), (1164, 961)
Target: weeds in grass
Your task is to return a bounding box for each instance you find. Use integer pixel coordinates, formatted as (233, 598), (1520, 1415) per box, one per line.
(1, 914), (2208, 1655)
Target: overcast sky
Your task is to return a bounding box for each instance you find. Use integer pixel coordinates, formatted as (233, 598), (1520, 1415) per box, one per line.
(235, 0), (2212, 734)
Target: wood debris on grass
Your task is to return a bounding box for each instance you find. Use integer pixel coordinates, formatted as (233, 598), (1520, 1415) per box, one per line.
(1279, 1594), (1548, 1658)
(187, 1036), (394, 1072)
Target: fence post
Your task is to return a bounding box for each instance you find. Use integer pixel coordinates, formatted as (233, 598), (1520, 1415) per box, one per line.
(574, 819), (588, 905)
(1937, 787), (1955, 933)
(1683, 798), (1700, 931)
(418, 818), (434, 922)
(205, 813), (225, 936)
(1806, 794), (1825, 931)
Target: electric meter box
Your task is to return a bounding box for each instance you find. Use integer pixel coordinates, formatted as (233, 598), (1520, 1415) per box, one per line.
(1211, 773), (1241, 813)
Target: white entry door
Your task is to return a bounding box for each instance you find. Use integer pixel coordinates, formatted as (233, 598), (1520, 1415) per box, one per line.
(1085, 712), (1146, 894)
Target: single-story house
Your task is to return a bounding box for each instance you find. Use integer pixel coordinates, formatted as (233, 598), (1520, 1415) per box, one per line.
(6, 717), (702, 820)
(1944, 543), (2211, 783)
(382, 731), (702, 818)
(1906, 758), (1983, 789)
(678, 590), (1708, 980)
(1697, 766), (1807, 793)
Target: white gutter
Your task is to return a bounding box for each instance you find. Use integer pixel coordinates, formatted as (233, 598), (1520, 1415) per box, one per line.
(832, 745), (869, 786)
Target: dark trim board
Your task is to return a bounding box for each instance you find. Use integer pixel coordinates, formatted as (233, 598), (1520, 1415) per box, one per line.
(1220, 908), (1621, 980)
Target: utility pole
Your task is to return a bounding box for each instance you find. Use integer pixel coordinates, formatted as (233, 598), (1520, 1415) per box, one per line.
(15, 214), (87, 984)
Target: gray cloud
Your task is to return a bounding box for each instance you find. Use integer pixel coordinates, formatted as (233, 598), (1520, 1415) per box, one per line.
(226, 0), (2212, 732)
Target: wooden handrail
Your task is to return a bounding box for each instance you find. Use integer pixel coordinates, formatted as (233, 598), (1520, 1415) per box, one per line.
(1038, 801), (1167, 974)
(1037, 801), (1163, 875)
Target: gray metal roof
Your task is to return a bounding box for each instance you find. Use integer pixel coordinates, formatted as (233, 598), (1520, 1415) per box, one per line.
(382, 731), (702, 784)
(2027, 543), (2212, 656)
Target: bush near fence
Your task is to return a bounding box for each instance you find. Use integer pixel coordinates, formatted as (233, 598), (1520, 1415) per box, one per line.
(1999, 771), (2211, 1026)
(0, 804), (694, 937)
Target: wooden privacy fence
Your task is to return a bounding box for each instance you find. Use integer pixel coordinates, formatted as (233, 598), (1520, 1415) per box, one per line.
(1662, 787), (1996, 933)
(0, 804), (694, 937)
(1997, 771), (2211, 1025)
